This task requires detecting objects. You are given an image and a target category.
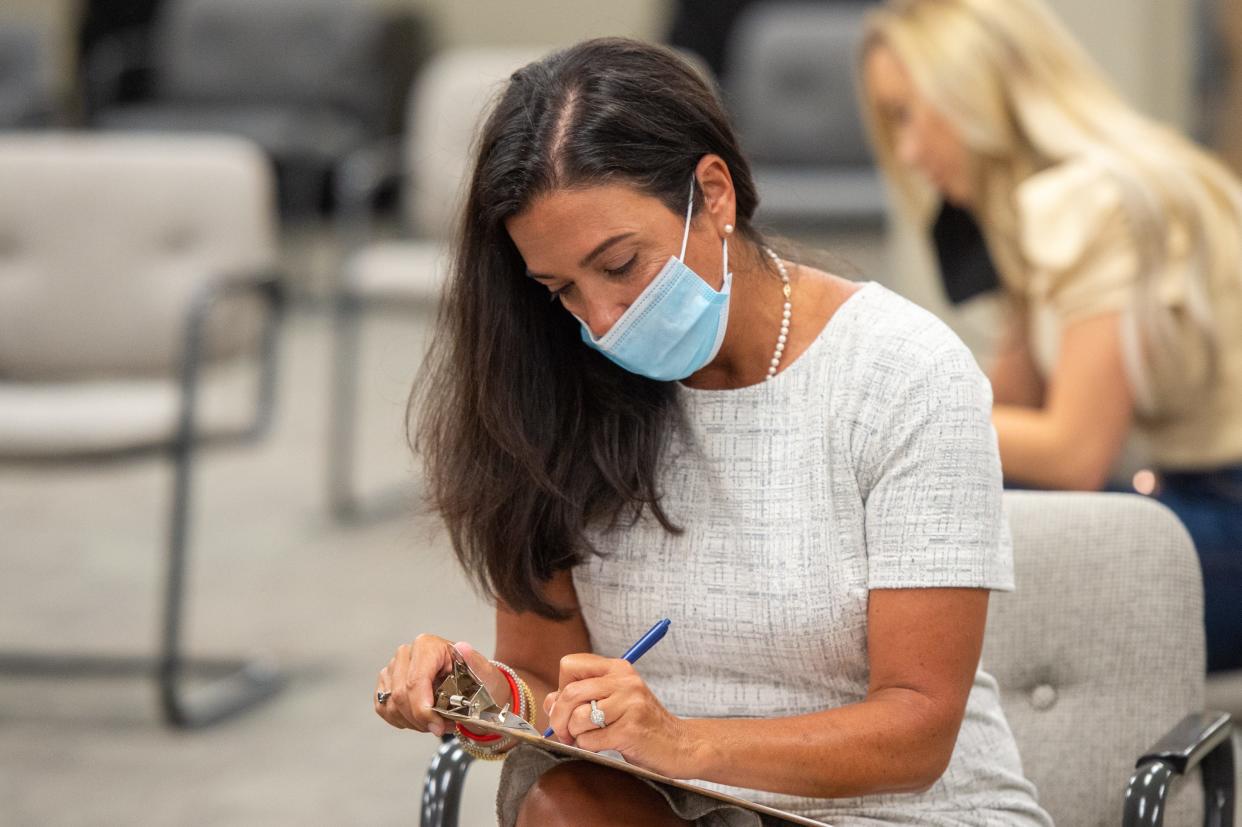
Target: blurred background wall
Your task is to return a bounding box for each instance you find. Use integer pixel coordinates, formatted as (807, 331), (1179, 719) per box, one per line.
(375, 0), (671, 47)
(1048, 0), (1196, 129)
(0, 0), (1200, 126)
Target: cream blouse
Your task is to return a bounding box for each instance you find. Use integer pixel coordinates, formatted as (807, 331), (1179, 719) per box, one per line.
(1003, 159), (1242, 470)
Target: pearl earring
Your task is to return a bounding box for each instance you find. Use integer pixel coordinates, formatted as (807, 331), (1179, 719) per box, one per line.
(723, 223), (734, 234)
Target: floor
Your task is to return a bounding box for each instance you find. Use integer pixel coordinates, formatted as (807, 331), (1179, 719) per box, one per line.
(1, 226), (1238, 826)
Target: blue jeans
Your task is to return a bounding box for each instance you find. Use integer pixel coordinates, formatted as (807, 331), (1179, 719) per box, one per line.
(1154, 466), (1242, 673)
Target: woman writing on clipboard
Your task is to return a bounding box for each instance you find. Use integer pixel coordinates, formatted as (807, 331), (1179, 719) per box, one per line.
(859, 0), (1242, 674)
(374, 38), (1052, 826)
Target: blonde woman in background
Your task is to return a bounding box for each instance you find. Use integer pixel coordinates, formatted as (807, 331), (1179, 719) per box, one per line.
(860, 0), (1242, 673)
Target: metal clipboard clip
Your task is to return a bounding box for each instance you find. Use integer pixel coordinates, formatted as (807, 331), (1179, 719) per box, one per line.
(432, 647), (541, 736)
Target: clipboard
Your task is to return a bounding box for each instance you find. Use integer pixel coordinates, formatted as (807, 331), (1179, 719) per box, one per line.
(432, 649), (832, 827)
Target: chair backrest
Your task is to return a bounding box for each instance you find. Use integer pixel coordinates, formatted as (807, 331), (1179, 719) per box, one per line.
(0, 26), (50, 127)
(991, 491), (1206, 825)
(153, 0), (392, 126)
(402, 47), (550, 239)
(0, 133), (277, 380)
(724, 2), (874, 167)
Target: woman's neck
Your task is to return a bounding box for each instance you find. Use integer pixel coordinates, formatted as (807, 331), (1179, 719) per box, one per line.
(682, 247), (854, 391)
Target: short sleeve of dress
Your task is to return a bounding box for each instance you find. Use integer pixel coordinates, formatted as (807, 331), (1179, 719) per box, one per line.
(1016, 160), (1140, 323)
(856, 332), (1014, 592)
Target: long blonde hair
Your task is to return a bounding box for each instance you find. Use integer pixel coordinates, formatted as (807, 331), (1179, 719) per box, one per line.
(859, 0), (1242, 406)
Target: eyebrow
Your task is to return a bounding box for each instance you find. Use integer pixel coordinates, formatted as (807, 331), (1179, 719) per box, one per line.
(525, 232), (637, 280)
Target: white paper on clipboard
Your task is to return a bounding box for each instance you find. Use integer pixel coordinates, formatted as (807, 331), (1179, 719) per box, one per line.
(430, 646), (831, 826)
(434, 712), (832, 827)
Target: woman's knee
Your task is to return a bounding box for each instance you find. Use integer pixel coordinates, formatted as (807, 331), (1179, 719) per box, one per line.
(515, 762), (599, 826)
(515, 761), (688, 827)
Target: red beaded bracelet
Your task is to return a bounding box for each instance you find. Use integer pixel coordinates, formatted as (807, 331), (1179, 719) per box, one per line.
(455, 669), (521, 743)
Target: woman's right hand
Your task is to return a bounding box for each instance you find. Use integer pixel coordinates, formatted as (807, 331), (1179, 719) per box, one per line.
(374, 634), (508, 736)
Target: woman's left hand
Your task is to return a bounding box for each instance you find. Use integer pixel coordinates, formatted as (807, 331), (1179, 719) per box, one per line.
(543, 653), (699, 778)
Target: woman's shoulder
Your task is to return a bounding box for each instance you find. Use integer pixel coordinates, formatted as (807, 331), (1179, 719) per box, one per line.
(1017, 157), (1117, 204)
(828, 281), (985, 403)
(836, 282), (977, 367)
(1014, 157), (1130, 272)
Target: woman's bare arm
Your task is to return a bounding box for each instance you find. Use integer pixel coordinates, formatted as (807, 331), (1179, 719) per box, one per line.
(678, 587), (988, 798)
(493, 569), (591, 733)
(988, 307), (1045, 408)
(993, 312), (1133, 490)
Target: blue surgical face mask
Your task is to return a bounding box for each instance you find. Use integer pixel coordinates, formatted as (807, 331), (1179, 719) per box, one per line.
(573, 177), (731, 382)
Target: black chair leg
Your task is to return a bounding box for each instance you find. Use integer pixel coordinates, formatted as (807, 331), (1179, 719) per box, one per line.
(328, 292), (365, 522)
(327, 293), (416, 524)
(157, 425), (283, 729)
(421, 736), (475, 827)
(1200, 734), (1235, 827)
(0, 436), (283, 728)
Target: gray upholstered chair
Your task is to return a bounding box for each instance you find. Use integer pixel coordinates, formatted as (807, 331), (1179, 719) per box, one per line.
(85, 0), (428, 214)
(988, 491), (1233, 825)
(0, 133), (286, 728)
(724, 2), (886, 230)
(414, 491), (1234, 826)
(326, 47), (547, 521)
(0, 25), (54, 128)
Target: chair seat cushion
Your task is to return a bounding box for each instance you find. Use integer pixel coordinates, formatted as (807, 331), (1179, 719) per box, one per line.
(97, 104), (367, 163)
(0, 369), (255, 457)
(345, 239), (448, 302)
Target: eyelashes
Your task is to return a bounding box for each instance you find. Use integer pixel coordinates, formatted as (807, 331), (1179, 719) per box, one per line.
(548, 254), (639, 301)
(602, 255), (637, 277)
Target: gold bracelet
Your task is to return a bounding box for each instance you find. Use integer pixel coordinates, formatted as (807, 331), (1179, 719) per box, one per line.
(489, 660), (536, 724)
(453, 661), (536, 760)
(456, 732), (513, 761)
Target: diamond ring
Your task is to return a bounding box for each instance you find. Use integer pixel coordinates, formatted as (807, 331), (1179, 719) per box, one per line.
(589, 699), (606, 728)
(377, 690), (391, 704)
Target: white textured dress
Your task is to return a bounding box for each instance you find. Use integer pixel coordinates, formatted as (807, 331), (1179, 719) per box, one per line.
(497, 282), (1053, 826)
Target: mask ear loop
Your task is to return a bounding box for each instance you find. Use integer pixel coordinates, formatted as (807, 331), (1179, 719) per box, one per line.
(683, 175), (730, 287)
(679, 177), (695, 260)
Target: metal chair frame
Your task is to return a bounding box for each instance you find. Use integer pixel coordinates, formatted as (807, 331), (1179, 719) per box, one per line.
(326, 141), (431, 523)
(0, 272), (287, 728)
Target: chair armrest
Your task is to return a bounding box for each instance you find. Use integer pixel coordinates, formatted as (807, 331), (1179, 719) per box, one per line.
(1140, 711), (1234, 774)
(177, 270), (287, 449)
(420, 734), (476, 827)
(331, 138), (422, 292)
(1123, 711), (1234, 827)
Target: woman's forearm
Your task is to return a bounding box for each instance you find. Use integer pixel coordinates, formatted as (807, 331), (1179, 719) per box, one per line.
(993, 313), (1134, 490)
(681, 688), (959, 799)
(988, 307), (1044, 408)
(993, 404), (1114, 490)
(510, 666), (558, 733)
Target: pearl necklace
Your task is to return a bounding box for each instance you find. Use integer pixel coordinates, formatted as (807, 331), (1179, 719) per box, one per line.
(763, 247), (793, 380)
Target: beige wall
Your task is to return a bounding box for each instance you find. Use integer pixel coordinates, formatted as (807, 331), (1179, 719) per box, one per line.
(0, 0), (80, 102)
(376, 0), (670, 49)
(1044, 0), (1195, 128)
(1217, 0), (1242, 174)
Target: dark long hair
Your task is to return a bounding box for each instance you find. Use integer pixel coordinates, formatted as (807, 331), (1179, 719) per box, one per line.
(413, 38), (765, 618)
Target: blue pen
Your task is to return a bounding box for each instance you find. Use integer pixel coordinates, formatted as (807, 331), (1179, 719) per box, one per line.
(543, 618), (671, 737)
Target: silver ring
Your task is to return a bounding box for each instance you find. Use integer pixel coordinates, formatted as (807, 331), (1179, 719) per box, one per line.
(377, 690), (391, 704)
(589, 699), (606, 728)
